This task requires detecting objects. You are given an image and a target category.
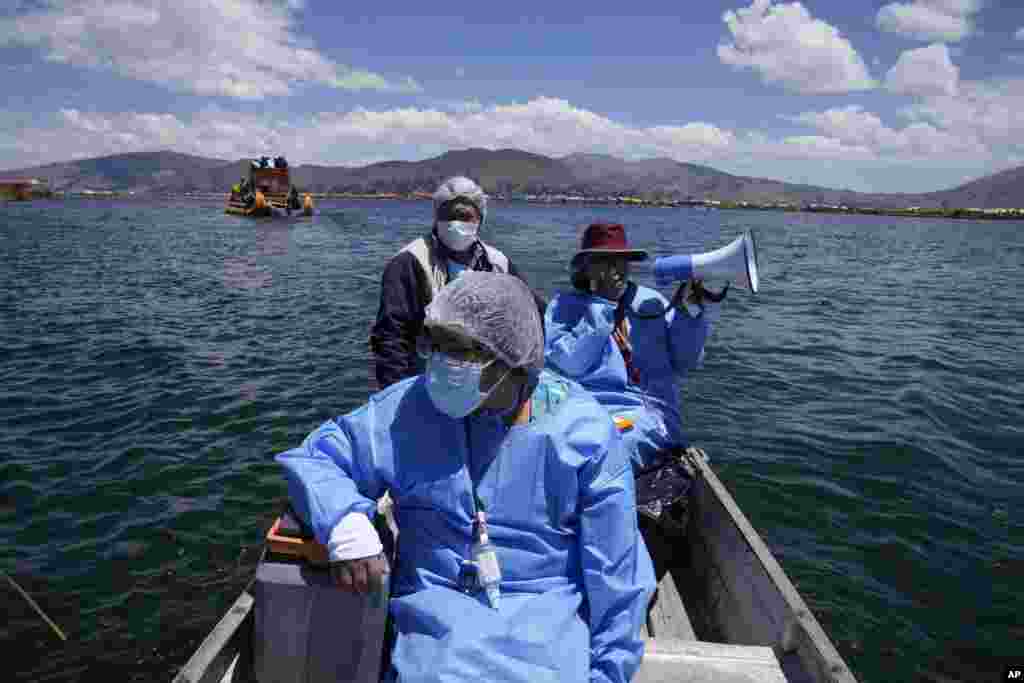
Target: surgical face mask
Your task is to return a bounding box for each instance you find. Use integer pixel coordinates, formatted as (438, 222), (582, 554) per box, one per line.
(426, 352), (508, 418)
(437, 220), (479, 252)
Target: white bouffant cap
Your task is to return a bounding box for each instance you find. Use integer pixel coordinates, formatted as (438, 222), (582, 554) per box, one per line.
(432, 176), (487, 228)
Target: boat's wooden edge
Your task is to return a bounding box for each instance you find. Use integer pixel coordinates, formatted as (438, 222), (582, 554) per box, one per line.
(172, 591), (253, 683)
(689, 454), (858, 683)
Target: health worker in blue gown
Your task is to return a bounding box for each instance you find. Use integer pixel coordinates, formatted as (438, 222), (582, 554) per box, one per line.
(543, 223), (722, 534)
(276, 271), (655, 683)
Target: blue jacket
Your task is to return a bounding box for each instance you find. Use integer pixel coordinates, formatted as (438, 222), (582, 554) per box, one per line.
(276, 371), (655, 683)
(544, 285), (715, 468)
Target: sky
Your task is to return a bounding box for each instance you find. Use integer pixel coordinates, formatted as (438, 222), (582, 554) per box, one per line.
(2, 0), (1024, 192)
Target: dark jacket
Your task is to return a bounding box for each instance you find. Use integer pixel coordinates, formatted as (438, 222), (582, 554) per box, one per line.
(370, 235), (546, 389)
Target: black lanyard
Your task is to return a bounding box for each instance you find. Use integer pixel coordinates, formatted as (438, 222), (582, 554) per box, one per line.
(463, 420), (491, 521)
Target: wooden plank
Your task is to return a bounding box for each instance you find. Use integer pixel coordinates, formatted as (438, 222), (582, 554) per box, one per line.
(636, 638), (787, 683)
(648, 568), (697, 641)
(686, 454), (858, 683)
(173, 592), (253, 683)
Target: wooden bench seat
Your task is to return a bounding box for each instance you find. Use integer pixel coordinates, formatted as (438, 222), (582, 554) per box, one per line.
(636, 639), (787, 683)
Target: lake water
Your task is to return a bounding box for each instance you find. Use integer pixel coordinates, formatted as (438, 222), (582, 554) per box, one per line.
(1, 199), (1021, 682)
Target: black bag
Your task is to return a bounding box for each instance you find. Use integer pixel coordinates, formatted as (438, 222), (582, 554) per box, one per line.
(635, 449), (696, 537)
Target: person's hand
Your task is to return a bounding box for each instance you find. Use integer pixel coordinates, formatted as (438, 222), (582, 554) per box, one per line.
(329, 552), (390, 594)
(685, 279), (706, 305)
(685, 278), (728, 305)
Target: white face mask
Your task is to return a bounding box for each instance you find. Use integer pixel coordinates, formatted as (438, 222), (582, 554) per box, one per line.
(437, 220), (479, 252)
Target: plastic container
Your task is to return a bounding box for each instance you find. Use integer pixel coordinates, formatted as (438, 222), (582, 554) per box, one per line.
(471, 539), (501, 609)
(253, 560), (388, 683)
(253, 511), (389, 683)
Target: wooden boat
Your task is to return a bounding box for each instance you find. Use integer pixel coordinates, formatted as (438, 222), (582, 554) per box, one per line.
(0, 178), (48, 201)
(226, 165), (313, 218)
(173, 445), (858, 683)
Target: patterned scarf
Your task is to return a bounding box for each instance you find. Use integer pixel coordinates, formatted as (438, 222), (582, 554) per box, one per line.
(612, 294), (642, 385)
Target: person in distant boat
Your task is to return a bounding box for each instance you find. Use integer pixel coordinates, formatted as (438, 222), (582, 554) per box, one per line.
(278, 272), (654, 683)
(370, 176), (547, 389)
(544, 223), (723, 538)
(240, 177), (255, 206)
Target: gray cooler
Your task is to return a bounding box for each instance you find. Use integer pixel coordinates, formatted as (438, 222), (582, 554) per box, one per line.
(252, 560), (388, 683)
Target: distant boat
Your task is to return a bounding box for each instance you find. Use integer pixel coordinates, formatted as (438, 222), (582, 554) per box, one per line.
(0, 177), (48, 201)
(226, 158), (313, 218)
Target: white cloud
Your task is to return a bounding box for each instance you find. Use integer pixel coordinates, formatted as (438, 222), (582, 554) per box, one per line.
(885, 43), (959, 97)
(717, 0), (876, 94)
(0, 0), (420, 99)
(4, 87), (1022, 186)
(789, 101), (988, 160)
(903, 78), (1024, 151)
(0, 98), (738, 169)
(788, 106), (903, 149)
(312, 98), (738, 162)
(876, 0), (981, 42)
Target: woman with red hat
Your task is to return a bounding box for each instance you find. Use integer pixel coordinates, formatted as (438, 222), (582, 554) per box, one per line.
(544, 223), (722, 538)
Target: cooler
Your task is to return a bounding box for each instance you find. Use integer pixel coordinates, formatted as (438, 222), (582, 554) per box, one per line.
(252, 510), (388, 683)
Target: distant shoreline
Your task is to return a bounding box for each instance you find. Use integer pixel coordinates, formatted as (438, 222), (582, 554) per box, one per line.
(13, 191), (1024, 220)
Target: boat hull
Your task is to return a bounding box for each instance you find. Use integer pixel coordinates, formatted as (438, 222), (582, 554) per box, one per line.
(680, 452), (857, 683)
(173, 450), (857, 683)
(225, 198), (313, 218)
(225, 203), (275, 217)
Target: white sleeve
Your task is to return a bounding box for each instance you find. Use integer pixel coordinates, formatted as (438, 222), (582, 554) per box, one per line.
(327, 512), (384, 562)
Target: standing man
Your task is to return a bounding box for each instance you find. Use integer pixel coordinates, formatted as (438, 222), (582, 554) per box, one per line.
(370, 176), (545, 389)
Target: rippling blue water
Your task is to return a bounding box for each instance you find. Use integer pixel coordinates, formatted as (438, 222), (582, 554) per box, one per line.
(1, 199), (1021, 682)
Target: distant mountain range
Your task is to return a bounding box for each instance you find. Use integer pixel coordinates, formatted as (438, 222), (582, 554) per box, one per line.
(3, 148), (1022, 209)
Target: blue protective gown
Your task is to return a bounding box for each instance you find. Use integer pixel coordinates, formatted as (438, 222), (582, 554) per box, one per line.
(544, 285), (715, 469)
(276, 370), (655, 683)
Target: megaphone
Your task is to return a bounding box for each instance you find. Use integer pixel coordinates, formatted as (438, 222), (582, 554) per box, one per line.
(653, 231), (759, 293)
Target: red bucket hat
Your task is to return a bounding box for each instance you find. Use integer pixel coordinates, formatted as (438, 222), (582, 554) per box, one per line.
(571, 223), (648, 266)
